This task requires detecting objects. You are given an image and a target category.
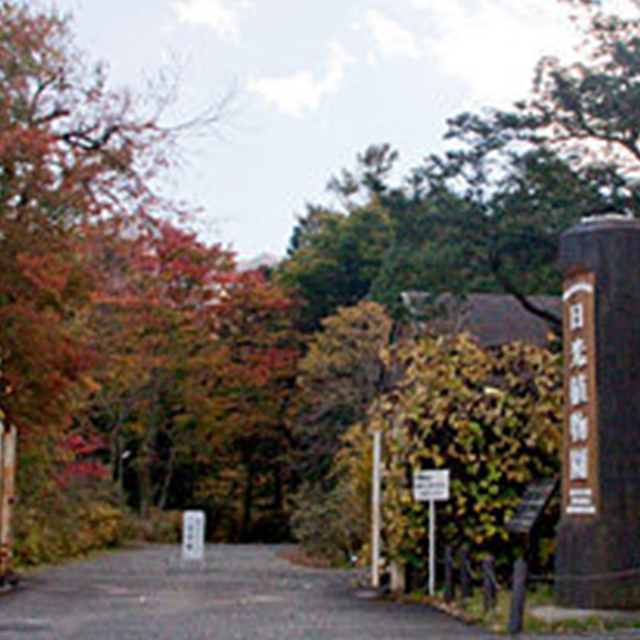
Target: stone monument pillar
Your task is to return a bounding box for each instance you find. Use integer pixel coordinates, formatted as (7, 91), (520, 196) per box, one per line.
(556, 215), (640, 609)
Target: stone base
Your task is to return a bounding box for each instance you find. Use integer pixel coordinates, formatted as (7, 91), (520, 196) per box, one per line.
(555, 576), (640, 610)
(531, 605), (640, 625)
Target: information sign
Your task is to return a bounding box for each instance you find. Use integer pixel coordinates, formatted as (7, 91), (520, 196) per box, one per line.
(506, 479), (559, 535)
(413, 469), (450, 597)
(413, 469), (450, 502)
(182, 510), (206, 561)
(562, 273), (599, 517)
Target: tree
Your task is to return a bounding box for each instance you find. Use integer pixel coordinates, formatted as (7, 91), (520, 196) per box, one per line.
(290, 301), (392, 487)
(0, 0), (229, 554)
(403, 5), (640, 328)
(82, 217), (236, 517)
(82, 217), (301, 539)
(529, 9), (640, 181)
(0, 0), (219, 437)
(205, 268), (299, 540)
(277, 205), (392, 330)
(368, 184), (494, 316)
(278, 141), (613, 332)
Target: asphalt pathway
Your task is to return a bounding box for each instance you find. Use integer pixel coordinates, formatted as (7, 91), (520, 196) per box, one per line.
(2, 545), (639, 640)
(0, 544), (502, 640)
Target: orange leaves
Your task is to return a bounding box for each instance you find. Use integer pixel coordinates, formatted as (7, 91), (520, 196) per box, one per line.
(78, 215), (300, 520)
(16, 252), (73, 295)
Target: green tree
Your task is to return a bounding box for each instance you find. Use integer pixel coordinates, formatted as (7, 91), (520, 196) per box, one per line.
(278, 204), (392, 330)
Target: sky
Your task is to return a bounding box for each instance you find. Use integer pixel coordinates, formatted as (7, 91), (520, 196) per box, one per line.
(46, 0), (596, 259)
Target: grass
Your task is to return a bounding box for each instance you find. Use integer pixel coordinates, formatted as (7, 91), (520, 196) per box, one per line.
(420, 583), (640, 635)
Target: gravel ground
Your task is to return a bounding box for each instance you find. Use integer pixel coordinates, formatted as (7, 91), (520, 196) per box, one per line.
(0, 544), (501, 640)
(1, 544), (639, 640)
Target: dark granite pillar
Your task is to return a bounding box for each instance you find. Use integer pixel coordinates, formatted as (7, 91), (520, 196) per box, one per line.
(556, 215), (640, 609)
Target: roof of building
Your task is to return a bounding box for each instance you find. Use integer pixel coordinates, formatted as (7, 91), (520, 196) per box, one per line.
(400, 291), (561, 347)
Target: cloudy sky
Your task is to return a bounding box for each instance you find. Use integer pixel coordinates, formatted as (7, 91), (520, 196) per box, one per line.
(48, 0), (588, 259)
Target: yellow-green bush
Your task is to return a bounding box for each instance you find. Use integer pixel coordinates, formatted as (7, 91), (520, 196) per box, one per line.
(136, 508), (183, 543)
(376, 334), (562, 572)
(291, 420), (373, 565)
(13, 498), (129, 567)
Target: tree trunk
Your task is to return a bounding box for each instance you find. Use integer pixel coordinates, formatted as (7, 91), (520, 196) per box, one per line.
(273, 461), (283, 514)
(157, 445), (176, 511)
(241, 464), (254, 542)
(138, 441), (152, 520)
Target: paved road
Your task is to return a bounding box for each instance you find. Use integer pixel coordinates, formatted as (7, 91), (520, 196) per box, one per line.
(0, 544), (500, 640)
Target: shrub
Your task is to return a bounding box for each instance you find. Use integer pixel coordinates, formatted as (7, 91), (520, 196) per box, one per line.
(378, 334), (562, 574)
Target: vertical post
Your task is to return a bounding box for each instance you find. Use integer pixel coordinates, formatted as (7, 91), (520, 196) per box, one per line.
(444, 546), (455, 603)
(0, 423), (4, 573)
(482, 555), (497, 614)
(508, 558), (528, 635)
(0, 425), (16, 579)
(429, 498), (436, 596)
(390, 562), (406, 593)
(459, 545), (472, 599)
(371, 430), (382, 589)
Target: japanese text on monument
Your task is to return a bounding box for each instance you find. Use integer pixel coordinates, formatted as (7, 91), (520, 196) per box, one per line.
(563, 273), (598, 517)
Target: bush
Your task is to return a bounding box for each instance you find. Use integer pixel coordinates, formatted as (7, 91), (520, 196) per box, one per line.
(291, 420), (372, 565)
(378, 334), (562, 574)
(291, 483), (363, 565)
(13, 498), (130, 567)
(136, 508), (183, 543)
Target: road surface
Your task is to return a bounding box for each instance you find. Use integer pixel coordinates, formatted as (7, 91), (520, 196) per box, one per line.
(0, 544), (627, 640)
(0, 544), (499, 640)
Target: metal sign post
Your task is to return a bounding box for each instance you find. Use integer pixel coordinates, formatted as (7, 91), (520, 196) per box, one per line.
(371, 430), (382, 589)
(413, 469), (450, 596)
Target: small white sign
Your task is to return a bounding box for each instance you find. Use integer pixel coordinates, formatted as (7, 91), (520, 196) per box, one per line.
(182, 510), (206, 561)
(413, 469), (450, 502)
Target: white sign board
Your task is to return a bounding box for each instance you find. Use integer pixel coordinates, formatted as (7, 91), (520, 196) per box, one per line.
(182, 510), (206, 561)
(413, 469), (450, 502)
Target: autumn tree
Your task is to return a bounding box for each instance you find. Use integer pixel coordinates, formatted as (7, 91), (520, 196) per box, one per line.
(290, 301), (392, 486)
(313, 335), (563, 572)
(81, 216), (301, 539)
(0, 0), (214, 438)
(81, 218), (232, 514)
(0, 0), (234, 556)
(207, 269), (299, 540)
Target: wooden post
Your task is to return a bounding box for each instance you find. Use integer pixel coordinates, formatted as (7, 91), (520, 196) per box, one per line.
(508, 558), (528, 635)
(459, 545), (472, 599)
(390, 562), (406, 594)
(482, 555), (497, 614)
(444, 546), (455, 603)
(371, 430), (382, 589)
(0, 424), (16, 580)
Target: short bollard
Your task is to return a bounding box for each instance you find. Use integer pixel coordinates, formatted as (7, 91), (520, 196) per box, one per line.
(508, 558), (528, 634)
(444, 546), (455, 603)
(459, 545), (472, 599)
(482, 555), (497, 614)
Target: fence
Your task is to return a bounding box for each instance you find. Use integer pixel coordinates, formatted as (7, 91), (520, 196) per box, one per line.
(383, 545), (552, 634)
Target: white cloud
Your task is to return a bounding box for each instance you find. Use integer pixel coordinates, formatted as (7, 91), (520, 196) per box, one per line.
(247, 43), (355, 117)
(363, 10), (422, 59)
(407, 0), (580, 105)
(173, 0), (254, 42)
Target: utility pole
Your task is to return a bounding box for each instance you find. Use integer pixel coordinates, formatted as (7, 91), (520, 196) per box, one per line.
(371, 430), (382, 589)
